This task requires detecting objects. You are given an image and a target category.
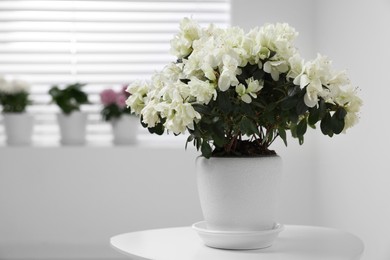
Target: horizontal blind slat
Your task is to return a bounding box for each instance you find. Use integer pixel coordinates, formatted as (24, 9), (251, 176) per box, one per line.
(0, 22), (227, 33)
(0, 3), (228, 13)
(0, 0), (230, 143)
(0, 11), (228, 22)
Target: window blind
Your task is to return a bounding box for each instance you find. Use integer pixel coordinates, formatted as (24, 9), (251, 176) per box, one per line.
(0, 0), (230, 144)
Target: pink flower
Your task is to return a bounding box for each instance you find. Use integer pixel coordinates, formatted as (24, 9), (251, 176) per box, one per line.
(121, 84), (130, 98)
(100, 89), (117, 106)
(116, 94), (127, 109)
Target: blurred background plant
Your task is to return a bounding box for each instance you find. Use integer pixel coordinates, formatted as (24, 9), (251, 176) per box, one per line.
(48, 83), (89, 114)
(0, 76), (31, 113)
(100, 85), (131, 121)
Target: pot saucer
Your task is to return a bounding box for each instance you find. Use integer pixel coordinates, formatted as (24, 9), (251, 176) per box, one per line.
(192, 221), (284, 250)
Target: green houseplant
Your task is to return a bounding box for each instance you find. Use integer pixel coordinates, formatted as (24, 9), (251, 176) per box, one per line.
(0, 78), (31, 113)
(125, 18), (362, 249)
(49, 82), (89, 115)
(0, 77), (34, 145)
(49, 83), (90, 145)
(126, 19), (361, 159)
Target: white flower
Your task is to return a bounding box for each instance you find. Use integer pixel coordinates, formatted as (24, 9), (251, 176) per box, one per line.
(126, 81), (149, 115)
(263, 60), (289, 81)
(0, 77), (30, 94)
(333, 86), (362, 131)
(235, 78), (263, 103)
(294, 54), (355, 108)
(259, 23), (298, 60)
(188, 76), (217, 104)
(170, 18), (201, 58)
(141, 99), (161, 127)
(303, 77), (322, 107)
(162, 62), (184, 83)
(164, 101), (201, 134)
(247, 78), (263, 93)
(328, 70), (350, 86)
(287, 54), (305, 83)
(293, 54), (333, 107)
(0, 77), (12, 94)
(218, 54), (240, 91)
(235, 84), (251, 103)
(12, 80), (30, 93)
(218, 70), (237, 91)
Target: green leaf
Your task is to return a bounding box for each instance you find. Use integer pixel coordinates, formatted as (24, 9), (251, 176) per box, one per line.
(185, 135), (194, 150)
(240, 117), (259, 136)
(308, 106), (320, 125)
(265, 102), (277, 112)
(252, 101), (265, 109)
(217, 91), (232, 113)
(331, 108), (346, 135)
(281, 97), (298, 111)
(147, 120), (165, 135)
(336, 107), (347, 120)
(331, 116), (344, 134)
(320, 112), (333, 136)
(240, 103), (255, 117)
(192, 104), (211, 115)
(201, 141), (212, 158)
(195, 137), (202, 150)
(48, 86), (60, 99)
(296, 99), (308, 115)
(298, 135), (304, 145)
(297, 117), (308, 137)
(211, 123), (226, 147)
(319, 98), (327, 118)
(289, 111), (299, 124)
(253, 69), (265, 81)
(73, 90), (89, 104)
(278, 127), (288, 146)
(290, 124), (297, 138)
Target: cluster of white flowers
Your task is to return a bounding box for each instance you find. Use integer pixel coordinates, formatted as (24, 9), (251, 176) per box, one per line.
(287, 54), (362, 130)
(126, 18), (361, 134)
(0, 76), (30, 94)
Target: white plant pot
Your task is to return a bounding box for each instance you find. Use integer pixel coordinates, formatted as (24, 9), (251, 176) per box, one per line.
(57, 111), (87, 145)
(111, 115), (138, 145)
(196, 155), (283, 232)
(3, 113), (34, 145)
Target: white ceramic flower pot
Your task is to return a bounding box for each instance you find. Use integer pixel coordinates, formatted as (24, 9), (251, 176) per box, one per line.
(3, 113), (34, 145)
(111, 115), (138, 145)
(196, 155), (283, 232)
(57, 111), (87, 145)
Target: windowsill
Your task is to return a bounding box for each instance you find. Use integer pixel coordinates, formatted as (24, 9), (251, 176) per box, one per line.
(0, 134), (192, 149)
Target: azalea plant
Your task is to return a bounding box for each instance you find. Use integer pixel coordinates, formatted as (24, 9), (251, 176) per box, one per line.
(126, 18), (362, 158)
(0, 76), (31, 113)
(100, 85), (131, 121)
(49, 83), (89, 114)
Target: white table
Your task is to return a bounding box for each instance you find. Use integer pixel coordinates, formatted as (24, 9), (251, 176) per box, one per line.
(110, 225), (364, 260)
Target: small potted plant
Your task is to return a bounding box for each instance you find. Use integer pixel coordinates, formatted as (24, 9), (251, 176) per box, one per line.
(0, 76), (33, 145)
(126, 18), (362, 249)
(49, 82), (89, 145)
(100, 85), (138, 144)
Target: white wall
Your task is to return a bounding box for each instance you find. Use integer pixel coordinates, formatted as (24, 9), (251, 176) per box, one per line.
(0, 144), (202, 259)
(232, 1), (390, 260)
(314, 1), (390, 260)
